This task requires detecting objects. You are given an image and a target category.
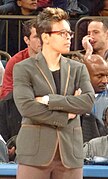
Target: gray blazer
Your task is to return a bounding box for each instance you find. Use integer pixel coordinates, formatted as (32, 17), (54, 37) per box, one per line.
(13, 52), (95, 168)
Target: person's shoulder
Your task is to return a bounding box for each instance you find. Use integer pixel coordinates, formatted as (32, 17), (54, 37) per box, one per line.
(62, 55), (85, 67)
(19, 48), (29, 59)
(15, 55), (36, 67)
(14, 48), (29, 58)
(7, 48), (29, 64)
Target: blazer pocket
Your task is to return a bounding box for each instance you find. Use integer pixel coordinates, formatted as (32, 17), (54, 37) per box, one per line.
(16, 125), (41, 155)
(73, 127), (83, 159)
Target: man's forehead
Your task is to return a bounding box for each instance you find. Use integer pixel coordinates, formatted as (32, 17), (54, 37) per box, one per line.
(88, 21), (104, 30)
(89, 62), (108, 73)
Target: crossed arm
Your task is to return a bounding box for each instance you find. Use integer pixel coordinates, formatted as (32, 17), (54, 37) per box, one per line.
(36, 88), (82, 120)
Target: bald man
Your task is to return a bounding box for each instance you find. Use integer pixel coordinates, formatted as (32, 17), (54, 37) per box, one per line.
(84, 54), (108, 93)
(82, 54), (108, 142)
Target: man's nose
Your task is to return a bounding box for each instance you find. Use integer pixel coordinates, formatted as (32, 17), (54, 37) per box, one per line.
(102, 76), (108, 83)
(89, 32), (94, 38)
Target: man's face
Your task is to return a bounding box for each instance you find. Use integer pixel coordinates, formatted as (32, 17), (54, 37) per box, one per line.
(88, 63), (108, 93)
(45, 20), (72, 54)
(88, 21), (108, 52)
(26, 27), (41, 54)
(17, 0), (37, 14)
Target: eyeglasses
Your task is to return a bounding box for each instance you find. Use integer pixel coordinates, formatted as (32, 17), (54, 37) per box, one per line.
(46, 30), (74, 38)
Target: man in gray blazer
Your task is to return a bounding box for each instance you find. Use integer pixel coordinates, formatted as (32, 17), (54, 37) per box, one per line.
(13, 7), (95, 179)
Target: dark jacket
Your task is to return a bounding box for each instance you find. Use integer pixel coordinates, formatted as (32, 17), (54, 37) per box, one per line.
(81, 114), (108, 143)
(0, 92), (22, 142)
(0, 0), (17, 14)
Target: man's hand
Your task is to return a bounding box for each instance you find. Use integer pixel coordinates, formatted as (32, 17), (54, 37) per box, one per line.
(82, 35), (93, 60)
(74, 88), (82, 96)
(36, 95), (49, 105)
(82, 35), (93, 52)
(8, 146), (16, 156)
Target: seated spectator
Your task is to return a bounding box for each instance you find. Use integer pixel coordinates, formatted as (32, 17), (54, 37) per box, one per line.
(0, 18), (41, 99)
(16, 0), (41, 15)
(67, 1), (102, 50)
(82, 18), (108, 61)
(76, 6), (108, 50)
(84, 55), (108, 94)
(81, 54), (108, 142)
(0, 18), (41, 144)
(0, 0), (42, 56)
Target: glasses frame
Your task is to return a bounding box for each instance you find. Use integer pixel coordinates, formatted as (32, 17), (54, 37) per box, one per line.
(45, 30), (74, 38)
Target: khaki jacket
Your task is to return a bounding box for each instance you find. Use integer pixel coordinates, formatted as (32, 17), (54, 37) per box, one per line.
(13, 52), (95, 168)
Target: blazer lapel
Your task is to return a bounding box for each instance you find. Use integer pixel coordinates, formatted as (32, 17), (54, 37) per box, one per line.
(35, 52), (57, 94)
(35, 52), (70, 95)
(60, 56), (70, 96)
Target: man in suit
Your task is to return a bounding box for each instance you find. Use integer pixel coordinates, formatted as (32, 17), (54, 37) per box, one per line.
(13, 7), (95, 179)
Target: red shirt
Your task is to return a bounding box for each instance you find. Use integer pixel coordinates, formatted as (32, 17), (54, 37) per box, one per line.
(0, 48), (29, 99)
(37, 0), (52, 7)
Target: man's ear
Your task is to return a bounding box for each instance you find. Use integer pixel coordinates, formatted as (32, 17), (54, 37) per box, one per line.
(17, 0), (21, 7)
(24, 36), (30, 46)
(41, 33), (49, 44)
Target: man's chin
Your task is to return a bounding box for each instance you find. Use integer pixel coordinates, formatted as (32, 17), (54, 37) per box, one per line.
(99, 88), (106, 92)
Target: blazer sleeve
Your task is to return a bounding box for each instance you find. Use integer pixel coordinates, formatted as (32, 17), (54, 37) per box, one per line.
(48, 64), (95, 114)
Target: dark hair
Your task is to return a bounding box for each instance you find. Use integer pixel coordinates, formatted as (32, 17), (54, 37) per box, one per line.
(22, 18), (37, 38)
(36, 7), (69, 39)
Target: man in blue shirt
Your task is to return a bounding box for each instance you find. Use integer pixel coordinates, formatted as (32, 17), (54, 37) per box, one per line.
(82, 54), (108, 142)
